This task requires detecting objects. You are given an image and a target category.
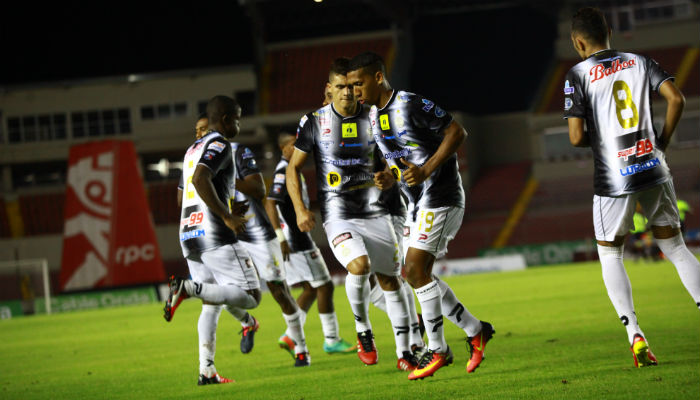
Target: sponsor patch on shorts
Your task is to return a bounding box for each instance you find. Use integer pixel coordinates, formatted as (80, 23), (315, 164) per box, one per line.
(403, 226), (410, 237)
(332, 232), (352, 247)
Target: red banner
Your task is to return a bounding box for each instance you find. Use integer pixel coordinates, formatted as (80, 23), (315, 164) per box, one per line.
(59, 140), (165, 291)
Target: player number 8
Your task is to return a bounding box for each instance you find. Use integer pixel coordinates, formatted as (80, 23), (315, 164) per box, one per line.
(612, 80), (639, 129)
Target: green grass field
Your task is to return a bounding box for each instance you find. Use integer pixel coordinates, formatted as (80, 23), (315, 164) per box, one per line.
(1, 260), (698, 399)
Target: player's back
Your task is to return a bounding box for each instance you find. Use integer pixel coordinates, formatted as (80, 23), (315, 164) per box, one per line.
(564, 49), (673, 196)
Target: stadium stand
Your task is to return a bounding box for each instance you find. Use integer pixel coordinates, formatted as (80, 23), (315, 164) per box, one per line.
(18, 193), (64, 236)
(147, 181), (180, 225)
(0, 198), (11, 238)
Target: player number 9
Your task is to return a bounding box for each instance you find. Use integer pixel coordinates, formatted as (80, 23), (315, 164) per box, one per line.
(419, 211), (435, 233)
(612, 80), (639, 129)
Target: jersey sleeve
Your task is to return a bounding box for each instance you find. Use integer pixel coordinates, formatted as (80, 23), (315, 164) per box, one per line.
(197, 138), (232, 174)
(563, 69), (586, 119)
(645, 56), (673, 92)
(267, 163), (288, 202)
(236, 146), (262, 178)
(178, 170), (184, 190)
(410, 95), (453, 134)
(294, 114), (315, 153)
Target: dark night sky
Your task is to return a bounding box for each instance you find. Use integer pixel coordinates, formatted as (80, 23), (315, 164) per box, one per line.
(1, 1), (557, 114)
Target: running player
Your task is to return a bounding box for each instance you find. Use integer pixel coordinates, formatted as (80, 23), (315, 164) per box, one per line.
(166, 95), (261, 385)
(287, 57), (418, 370)
(565, 7), (700, 367)
(266, 132), (355, 354)
(348, 52), (495, 380)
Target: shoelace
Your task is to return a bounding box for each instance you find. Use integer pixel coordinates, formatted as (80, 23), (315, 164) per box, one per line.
(358, 332), (374, 352)
(417, 349), (435, 369)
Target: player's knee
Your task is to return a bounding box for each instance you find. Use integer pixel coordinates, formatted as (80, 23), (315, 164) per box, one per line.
(346, 256), (370, 275)
(375, 273), (401, 291)
(651, 225), (679, 239)
(246, 289), (262, 309)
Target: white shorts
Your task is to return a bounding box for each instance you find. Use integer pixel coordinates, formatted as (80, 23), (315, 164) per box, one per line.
(391, 214), (407, 263)
(405, 206), (464, 259)
(285, 248), (331, 288)
(186, 243), (260, 291)
(323, 215), (401, 277)
(239, 238), (286, 282)
(593, 181), (680, 242)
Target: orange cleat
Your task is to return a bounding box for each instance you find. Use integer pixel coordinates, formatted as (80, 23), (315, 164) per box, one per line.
(356, 330), (378, 365)
(466, 321), (495, 373)
(631, 334), (658, 367)
(408, 346), (453, 380)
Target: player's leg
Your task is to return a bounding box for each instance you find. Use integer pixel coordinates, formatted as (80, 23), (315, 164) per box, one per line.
(278, 255), (315, 356)
(594, 194), (655, 366)
(247, 238), (309, 366)
(368, 274), (387, 312)
(641, 182), (700, 308)
(324, 219), (375, 364)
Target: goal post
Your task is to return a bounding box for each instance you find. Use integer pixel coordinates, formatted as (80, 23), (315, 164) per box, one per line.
(0, 258), (51, 316)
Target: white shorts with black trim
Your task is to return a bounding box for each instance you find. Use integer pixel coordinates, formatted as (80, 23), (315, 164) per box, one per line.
(186, 242), (260, 291)
(285, 247), (331, 288)
(405, 206), (464, 259)
(593, 181), (680, 242)
(323, 215), (401, 277)
(239, 238), (286, 282)
(390, 214), (407, 263)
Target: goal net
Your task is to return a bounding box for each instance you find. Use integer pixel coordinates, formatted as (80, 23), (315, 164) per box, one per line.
(0, 259), (52, 319)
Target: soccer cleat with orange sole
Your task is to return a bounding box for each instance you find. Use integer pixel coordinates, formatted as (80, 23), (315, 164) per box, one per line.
(198, 373), (234, 385)
(408, 346), (453, 380)
(357, 330), (378, 365)
(239, 316), (259, 354)
(466, 321), (495, 373)
(397, 351), (419, 371)
(631, 334), (658, 367)
(163, 276), (189, 322)
(278, 334), (296, 358)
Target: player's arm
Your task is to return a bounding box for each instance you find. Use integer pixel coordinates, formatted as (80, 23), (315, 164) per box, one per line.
(402, 120), (466, 186)
(567, 117), (589, 147)
(192, 165), (246, 233)
(236, 173), (266, 201)
(177, 189), (182, 209)
(264, 197), (291, 261)
(657, 80), (685, 151)
(286, 149), (315, 232)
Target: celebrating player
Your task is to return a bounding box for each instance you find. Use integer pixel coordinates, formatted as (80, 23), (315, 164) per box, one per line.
(286, 57), (418, 371)
(565, 7), (700, 367)
(265, 132), (356, 354)
(166, 96), (261, 385)
(347, 52), (495, 380)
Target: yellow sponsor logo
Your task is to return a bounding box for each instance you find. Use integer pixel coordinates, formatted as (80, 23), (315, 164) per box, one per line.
(342, 123), (357, 138)
(390, 165), (401, 181)
(380, 114), (390, 131)
(327, 171), (341, 187)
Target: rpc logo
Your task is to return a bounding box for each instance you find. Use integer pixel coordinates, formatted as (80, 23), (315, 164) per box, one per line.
(116, 244), (155, 267)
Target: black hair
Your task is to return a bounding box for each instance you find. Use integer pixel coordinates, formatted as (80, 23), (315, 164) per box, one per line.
(277, 131), (295, 147)
(349, 52), (386, 76)
(328, 57), (350, 81)
(197, 111), (208, 121)
(571, 7), (609, 46)
(206, 95), (240, 124)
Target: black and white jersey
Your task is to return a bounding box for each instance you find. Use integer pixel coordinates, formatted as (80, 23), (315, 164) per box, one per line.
(267, 157), (315, 252)
(178, 132), (237, 256)
(231, 143), (276, 244)
(377, 184), (407, 218)
(564, 49), (673, 196)
(295, 103), (386, 222)
(370, 90), (465, 212)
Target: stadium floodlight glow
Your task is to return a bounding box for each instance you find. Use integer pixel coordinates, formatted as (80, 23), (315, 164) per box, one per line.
(314, 0), (323, 3)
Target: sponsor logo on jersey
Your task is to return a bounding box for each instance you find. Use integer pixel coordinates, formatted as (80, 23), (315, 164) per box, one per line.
(327, 171), (341, 187)
(207, 141), (226, 153)
(564, 98), (573, 110)
(398, 93), (410, 103)
(180, 229), (205, 241)
(181, 211), (204, 227)
(590, 57), (636, 83)
(395, 115), (405, 128)
(418, 233), (428, 242)
(422, 99), (435, 112)
(434, 106), (446, 118)
(332, 232), (352, 247)
(339, 142), (363, 148)
(320, 139), (334, 149)
(380, 114), (391, 130)
(384, 148), (412, 159)
(321, 157), (366, 166)
(322, 128), (331, 136)
(564, 80), (574, 94)
(299, 115), (309, 128)
(342, 123), (358, 138)
(403, 226), (410, 237)
(203, 150), (216, 160)
(186, 141), (205, 156)
(242, 148), (255, 159)
(619, 157), (660, 177)
(391, 165), (402, 181)
(617, 139), (653, 161)
(405, 140), (419, 148)
(274, 173), (285, 183)
(272, 186), (282, 194)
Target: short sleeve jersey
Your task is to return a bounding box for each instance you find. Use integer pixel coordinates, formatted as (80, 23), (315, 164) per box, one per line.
(179, 132), (237, 257)
(563, 49), (673, 196)
(370, 90), (465, 211)
(267, 157), (315, 252)
(231, 143), (276, 244)
(295, 103), (386, 222)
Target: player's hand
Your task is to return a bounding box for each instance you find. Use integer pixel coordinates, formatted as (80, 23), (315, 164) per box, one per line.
(280, 240), (291, 261)
(374, 170), (396, 191)
(296, 208), (316, 233)
(223, 213), (248, 234)
(231, 201), (249, 217)
(400, 158), (427, 187)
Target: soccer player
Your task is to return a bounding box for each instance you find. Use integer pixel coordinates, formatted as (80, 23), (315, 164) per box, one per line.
(565, 7), (700, 367)
(347, 52), (495, 380)
(265, 132), (355, 354)
(166, 95), (261, 385)
(287, 57), (419, 371)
